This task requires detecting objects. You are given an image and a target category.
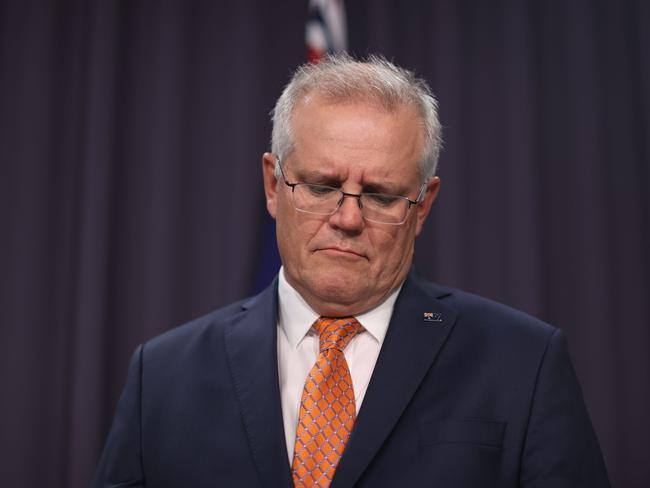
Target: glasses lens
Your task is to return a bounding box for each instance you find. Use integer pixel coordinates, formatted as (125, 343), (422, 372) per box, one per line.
(360, 193), (409, 224)
(292, 184), (341, 214)
(291, 184), (411, 224)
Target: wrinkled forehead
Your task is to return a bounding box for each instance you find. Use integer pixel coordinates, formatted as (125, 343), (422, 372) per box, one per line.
(287, 95), (425, 186)
(290, 92), (425, 149)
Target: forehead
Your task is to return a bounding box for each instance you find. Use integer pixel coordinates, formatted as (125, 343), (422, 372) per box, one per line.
(288, 95), (424, 183)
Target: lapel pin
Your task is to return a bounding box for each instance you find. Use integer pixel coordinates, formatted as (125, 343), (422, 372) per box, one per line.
(423, 312), (443, 322)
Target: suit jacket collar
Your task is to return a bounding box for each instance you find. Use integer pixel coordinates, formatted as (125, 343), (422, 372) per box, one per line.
(223, 278), (294, 487)
(224, 271), (457, 488)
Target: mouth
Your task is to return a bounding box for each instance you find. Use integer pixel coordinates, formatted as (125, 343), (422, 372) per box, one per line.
(317, 247), (368, 260)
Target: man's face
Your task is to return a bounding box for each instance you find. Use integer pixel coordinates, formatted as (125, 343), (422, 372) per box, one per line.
(263, 95), (440, 316)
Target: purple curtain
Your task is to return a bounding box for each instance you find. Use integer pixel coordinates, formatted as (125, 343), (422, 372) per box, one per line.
(1, 0), (647, 486)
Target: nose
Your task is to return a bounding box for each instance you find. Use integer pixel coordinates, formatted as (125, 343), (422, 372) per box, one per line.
(329, 193), (364, 233)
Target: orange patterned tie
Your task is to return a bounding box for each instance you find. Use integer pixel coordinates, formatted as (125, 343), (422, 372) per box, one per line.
(291, 317), (364, 487)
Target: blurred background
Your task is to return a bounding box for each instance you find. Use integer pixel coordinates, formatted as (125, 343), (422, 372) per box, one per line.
(1, 0), (648, 486)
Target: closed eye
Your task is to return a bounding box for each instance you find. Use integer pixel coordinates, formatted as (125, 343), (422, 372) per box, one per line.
(305, 184), (338, 196)
(365, 193), (401, 206)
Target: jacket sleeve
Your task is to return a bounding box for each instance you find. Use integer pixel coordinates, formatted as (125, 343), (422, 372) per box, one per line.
(90, 345), (145, 488)
(520, 329), (610, 488)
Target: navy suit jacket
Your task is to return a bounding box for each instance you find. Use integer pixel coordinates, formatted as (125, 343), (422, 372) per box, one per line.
(92, 272), (609, 487)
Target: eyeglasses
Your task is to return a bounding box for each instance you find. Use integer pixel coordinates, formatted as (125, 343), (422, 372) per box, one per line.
(276, 158), (425, 225)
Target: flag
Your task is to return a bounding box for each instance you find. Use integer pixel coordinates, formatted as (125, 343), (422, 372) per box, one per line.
(306, 0), (348, 62)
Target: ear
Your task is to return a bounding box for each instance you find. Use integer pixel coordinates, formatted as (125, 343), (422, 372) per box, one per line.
(414, 176), (440, 236)
(262, 152), (279, 218)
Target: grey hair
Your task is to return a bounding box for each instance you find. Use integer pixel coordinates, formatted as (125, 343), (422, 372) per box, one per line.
(270, 53), (442, 182)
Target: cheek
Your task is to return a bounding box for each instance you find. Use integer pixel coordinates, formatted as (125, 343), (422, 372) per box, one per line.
(275, 194), (300, 239)
(276, 210), (323, 258)
(369, 225), (415, 273)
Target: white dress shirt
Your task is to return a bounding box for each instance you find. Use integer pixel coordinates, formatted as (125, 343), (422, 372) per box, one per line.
(277, 267), (401, 462)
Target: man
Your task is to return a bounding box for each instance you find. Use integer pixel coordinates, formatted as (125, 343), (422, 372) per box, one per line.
(93, 55), (609, 487)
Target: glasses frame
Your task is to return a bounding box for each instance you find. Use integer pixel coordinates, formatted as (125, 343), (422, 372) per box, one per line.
(276, 158), (426, 225)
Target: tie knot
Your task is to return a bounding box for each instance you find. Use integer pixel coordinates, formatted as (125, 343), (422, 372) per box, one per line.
(313, 316), (363, 353)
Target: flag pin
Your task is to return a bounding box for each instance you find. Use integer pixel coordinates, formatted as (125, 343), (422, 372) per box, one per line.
(423, 312), (443, 322)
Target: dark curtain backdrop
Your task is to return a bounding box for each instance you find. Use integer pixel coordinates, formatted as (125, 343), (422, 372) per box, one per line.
(0, 1), (647, 487)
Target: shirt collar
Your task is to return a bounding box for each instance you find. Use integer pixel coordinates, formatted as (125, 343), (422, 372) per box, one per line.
(277, 266), (402, 348)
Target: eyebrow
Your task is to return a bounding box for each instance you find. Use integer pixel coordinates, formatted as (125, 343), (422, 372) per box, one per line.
(294, 169), (338, 182)
(362, 181), (405, 195)
(290, 165), (409, 196)
(300, 174), (406, 196)
(290, 170), (341, 189)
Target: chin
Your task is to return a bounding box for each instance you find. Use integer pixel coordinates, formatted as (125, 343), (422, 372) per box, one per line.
(310, 273), (364, 304)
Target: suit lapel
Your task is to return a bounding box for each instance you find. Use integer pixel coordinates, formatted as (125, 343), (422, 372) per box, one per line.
(332, 274), (458, 488)
(223, 279), (293, 488)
